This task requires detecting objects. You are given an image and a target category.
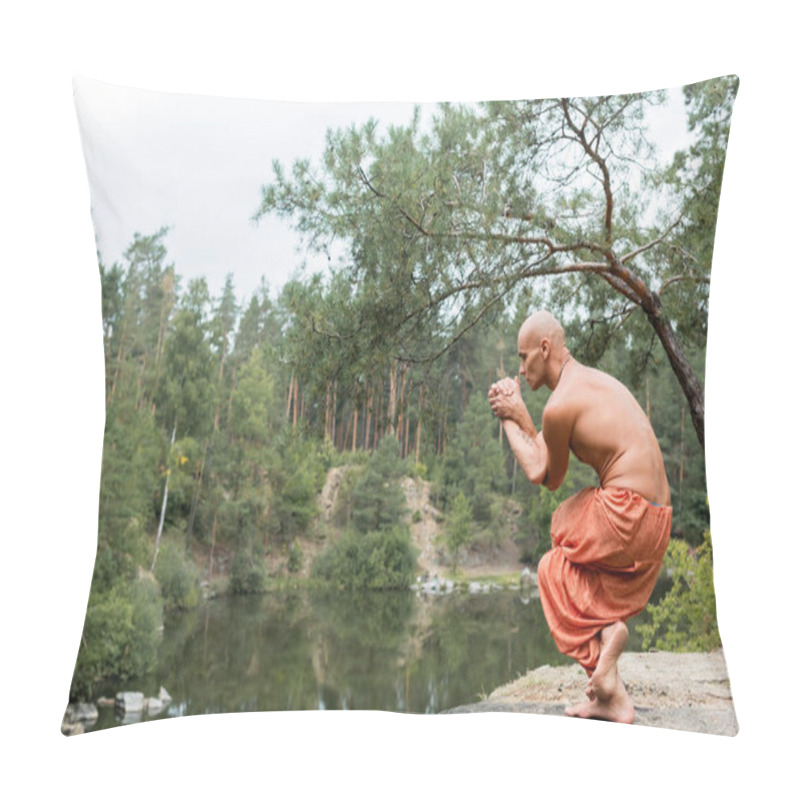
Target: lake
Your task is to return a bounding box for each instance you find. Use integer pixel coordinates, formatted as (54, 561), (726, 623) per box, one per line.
(89, 585), (653, 731)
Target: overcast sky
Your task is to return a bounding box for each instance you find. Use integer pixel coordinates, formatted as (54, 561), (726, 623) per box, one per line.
(74, 77), (691, 305)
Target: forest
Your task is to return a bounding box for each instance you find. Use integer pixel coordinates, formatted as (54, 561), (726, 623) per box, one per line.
(70, 76), (736, 701)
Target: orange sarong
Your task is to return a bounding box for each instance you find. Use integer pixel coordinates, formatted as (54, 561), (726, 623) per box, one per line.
(537, 486), (672, 674)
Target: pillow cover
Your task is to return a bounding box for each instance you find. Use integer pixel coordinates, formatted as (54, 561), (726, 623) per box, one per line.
(64, 75), (738, 736)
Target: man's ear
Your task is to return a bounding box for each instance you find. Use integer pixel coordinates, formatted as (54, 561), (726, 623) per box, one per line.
(540, 338), (551, 360)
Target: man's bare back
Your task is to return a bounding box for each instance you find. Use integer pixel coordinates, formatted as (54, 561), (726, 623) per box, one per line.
(549, 363), (670, 507)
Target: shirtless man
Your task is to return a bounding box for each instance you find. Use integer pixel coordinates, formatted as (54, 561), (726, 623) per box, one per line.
(488, 310), (672, 723)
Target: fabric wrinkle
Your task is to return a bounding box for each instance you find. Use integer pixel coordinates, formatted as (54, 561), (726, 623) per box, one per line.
(537, 486), (672, 674)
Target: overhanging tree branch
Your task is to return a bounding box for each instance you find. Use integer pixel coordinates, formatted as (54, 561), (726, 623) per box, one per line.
(258, 84), (739, 451)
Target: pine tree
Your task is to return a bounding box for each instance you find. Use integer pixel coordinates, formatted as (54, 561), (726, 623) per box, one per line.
(351, 436), (409, 534)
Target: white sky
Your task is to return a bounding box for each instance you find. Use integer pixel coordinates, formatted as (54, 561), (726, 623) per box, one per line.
(75, 78), (431, 301)
(74, 77), (691, 304)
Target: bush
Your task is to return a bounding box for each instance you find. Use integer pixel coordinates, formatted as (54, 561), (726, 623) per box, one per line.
(410, 461), (427, 480)
(288, 542), (303, 573)
(313, 527), (416, 590)
(444, 491), (473, 570)
(267, 431), (325, 541)
(350, 437), (409, 534)
(154, 540), (200, 610)
(636, 531), (721, 651)
(70, 578), (163, 700)
(229, 546), (267, 594)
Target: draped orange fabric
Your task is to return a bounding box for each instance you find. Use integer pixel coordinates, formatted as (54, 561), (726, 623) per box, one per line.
(537, 486), (672, 674)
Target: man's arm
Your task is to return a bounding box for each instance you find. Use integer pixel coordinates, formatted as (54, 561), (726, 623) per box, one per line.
(502, 418), (549, 485)
(489, 377), (548, 485)
(489, 378), (572, 490)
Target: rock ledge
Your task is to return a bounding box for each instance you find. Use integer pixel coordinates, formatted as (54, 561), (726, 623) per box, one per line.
(442, 650), (738, 736)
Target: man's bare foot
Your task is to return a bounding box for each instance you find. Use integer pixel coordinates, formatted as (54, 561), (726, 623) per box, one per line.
(588, 621), (628, 702)
(565, 674), (635, 724)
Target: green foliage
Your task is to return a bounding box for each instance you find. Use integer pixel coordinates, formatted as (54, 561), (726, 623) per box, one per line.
(94, 397), (162, 594)
(636, 532), (721, 652)
(660, 76), (739, 349)
(313, 438), (415, 588)
(287, 543), (303, 573)
(410, 461), (428, 480)
(226, 497), (268, 594)
(440, 393), (508, 521)
(444, 491), (474, 570)
(158, 278), (215, 438)
(70, 578), (163, 700)
(351, 437), (409, 535)
(229, 343), (279, 443)
(256, 85), (741, 453)
(312, 527), (416, 590)
(267, 430), (325, 541)
(229, 545), (268, 594)
(153, 540), (200, 610)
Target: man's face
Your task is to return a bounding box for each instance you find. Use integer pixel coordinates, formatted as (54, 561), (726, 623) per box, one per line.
(518, 336), (544, 391)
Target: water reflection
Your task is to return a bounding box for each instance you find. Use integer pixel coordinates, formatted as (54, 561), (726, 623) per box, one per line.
(92, 588), (574, 731)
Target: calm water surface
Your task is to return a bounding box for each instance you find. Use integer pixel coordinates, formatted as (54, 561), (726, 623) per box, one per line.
(90, 586), (654, 732)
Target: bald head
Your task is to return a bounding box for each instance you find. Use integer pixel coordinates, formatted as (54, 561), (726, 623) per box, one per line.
(517, 311), (570, 392)
(519, 311), (566, 351)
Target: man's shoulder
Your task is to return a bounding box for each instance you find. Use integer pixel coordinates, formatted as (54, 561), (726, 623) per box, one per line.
(542, 393), (576, 426)
(545, 363), (609, 418)
(557, 364), (621, 400)
(545, 367), (589, 410)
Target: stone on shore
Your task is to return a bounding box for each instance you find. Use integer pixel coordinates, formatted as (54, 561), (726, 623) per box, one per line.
(61, 703), (99, 736)
(116, 691), (145, 714)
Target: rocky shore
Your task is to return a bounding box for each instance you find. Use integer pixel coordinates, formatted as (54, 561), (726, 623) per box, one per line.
(443, 649), (737, 736)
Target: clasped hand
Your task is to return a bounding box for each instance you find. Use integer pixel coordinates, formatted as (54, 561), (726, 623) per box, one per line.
(488, 376), (522, 421)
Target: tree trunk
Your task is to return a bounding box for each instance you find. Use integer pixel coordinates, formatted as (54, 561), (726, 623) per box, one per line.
(679, 405), (685, 515)
(606, 254), (705, 449)
(397, 364), (407, 445)
(213, 337), (228, 432)
(226, 367), (237, 432)
(186, 442), (208, 544)
(331, 381), (337, 444)
(208, 510), (218, 582)
(643, 298), (705, 449)
(152, 421), (177, 570)
(364, 390), (372, 451)
(374, 382), (383, 448)
(285, 373), (295, 420)
(415, 385), (423, 463)
(387, 362), (397, 436)
(324, 381), (331, 439)
(342, 406), (353, 453)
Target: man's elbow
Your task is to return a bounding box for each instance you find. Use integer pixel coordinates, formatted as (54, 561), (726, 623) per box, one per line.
(536, 465), (565, 492)
(527, 464), (552, 489)
(542, 474), (565, 492)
